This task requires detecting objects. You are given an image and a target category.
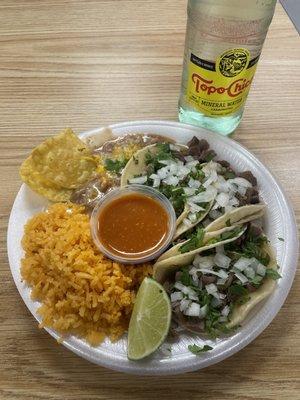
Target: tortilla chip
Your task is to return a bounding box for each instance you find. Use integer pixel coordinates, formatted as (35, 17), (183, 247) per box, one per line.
(31, 128), (98, 189)
(20, 156), (72, 202)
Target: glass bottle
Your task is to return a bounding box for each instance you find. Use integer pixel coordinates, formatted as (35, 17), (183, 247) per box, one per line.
(178, 0), (277, 135)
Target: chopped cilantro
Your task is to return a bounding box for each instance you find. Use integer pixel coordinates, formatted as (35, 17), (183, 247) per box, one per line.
(180, 268), (194, 287)
(228, 284), (250, 304)
(220, 227), (242, 241)
(265, 268), (281, 280)
(226, 219), (231, 227)
(250, 275), (263, 287)
(243, 241), (270, 266)
(278, 237), (284, 242)
(156, 142), (173, 158)
(160, 185), (186, 216)
(145, 143), (174, 167)
(190, 168), (205, 182)
(105, 158), (128, 173)
(205, 238), (219, 245)
(188, 344), (213, 355)
(228, 284), (248, 297)
(203, 151), (215, 162)
(225, 228), (270, 266)
(224, 171), (236, 180)
(179, 228), (205, 253)
(145, 150), (155, 166)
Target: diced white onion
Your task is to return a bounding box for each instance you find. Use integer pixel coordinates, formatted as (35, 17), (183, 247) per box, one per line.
(189, 186), (217, 204)
(189, 202), (205, 213)
(184, 302), (201, 317)
(180, 299), (191, 312)
(237, 185), (247, 196)
(153, 178), (161, 188)
(203, 170), (218, 188)
(233, 269), (248, 284)
(170, 291), (183, 302)
(219, 316), (228, 323)
(221, 305), (230, 317)
(174, 281), (184, 291)
(199, 304), (208, 318)
(185, 156), (195, 163)
(199, 269), (228, 279)
(218, 269), (229, 279)
(157, 167), (169, 179)
(256, 263), (266, 277)
(228, 177), (252, 188)
(184, 187), (196, 196)
(189, 266), (198, 276)
(250, 258), (260, 269)
(169, 163), (178, 175)
(188, 178), (201, 189)
(186, 160), (199, 168)
(215, 176), (231, 193)
(214, 253), (231, 269)
(205, 283), (218, 294)
(129, 176), (147, 184)
(163, 175), (179, 186)
(244, 266), (255, 279)
(188, 212), (198, 223)
(228, 196), (239, 207)
(234, 257), (253, 271)
(178, 285), (198, 301)
(150, 174), (161, 188)
(158, 159), (173, 166)
(215, 192), (230, 207)
(177, 166), (190, 179)
(202, 161), (218, 176)
(196, 256), (215, 269)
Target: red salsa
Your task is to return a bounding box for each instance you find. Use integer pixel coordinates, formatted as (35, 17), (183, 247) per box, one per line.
(97, 193), (169, 259)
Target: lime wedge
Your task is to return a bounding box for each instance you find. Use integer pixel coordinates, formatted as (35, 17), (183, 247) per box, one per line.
(127, 277), (171, 360)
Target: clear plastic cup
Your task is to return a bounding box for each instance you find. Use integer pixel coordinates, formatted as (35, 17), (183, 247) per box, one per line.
(90, 185), (176, 264)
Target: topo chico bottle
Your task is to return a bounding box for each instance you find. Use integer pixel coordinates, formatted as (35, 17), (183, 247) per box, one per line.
(178, 0), (277, 135)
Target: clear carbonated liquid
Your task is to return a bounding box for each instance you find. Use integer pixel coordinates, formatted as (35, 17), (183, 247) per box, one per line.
(178, 0), (276, 135)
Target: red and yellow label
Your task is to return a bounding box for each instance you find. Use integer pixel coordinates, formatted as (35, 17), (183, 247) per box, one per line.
(186, 48), (259, 117)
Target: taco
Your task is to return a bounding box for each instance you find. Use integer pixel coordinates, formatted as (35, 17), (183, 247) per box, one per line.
(121, 137), (263, 240)
(157, 203), (265, 268)
(158, 224), (280, 336)
(153, 225), (247, 283)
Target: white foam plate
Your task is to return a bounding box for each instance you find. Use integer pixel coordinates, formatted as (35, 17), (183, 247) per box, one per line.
(7, 120), (298, 375)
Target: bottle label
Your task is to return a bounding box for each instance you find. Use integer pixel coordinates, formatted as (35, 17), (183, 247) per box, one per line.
(186, 48), (259, 117)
